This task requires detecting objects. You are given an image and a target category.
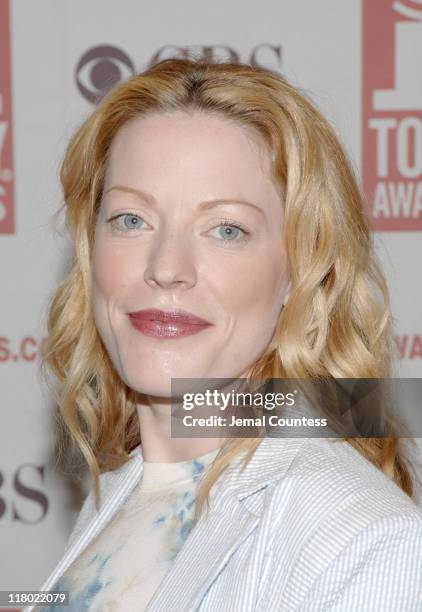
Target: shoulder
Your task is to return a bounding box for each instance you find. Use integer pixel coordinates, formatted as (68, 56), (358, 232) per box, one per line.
(257, 438), (422, 609)
(263, 437), (422, 534)
(238, 438), (422, 609)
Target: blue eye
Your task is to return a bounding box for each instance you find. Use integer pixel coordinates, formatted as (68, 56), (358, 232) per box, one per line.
(122, 214), (145, 229)
(108, 213), (146, 232)
(218, 225), (241, 240)
(210, 221), (249, 243)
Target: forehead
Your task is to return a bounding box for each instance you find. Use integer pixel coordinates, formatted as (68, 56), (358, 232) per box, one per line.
(104, 110), (277, 200)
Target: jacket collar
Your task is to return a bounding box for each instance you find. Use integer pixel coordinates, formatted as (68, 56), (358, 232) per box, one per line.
(129, 435), (306, 502)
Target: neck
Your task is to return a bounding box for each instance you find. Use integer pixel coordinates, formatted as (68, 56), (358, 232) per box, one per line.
(136, 393), (227, 462)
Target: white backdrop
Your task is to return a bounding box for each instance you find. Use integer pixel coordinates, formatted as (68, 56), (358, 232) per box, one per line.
(0, 0), (421, 595)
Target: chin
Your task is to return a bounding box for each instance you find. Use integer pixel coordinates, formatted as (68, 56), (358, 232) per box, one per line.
(123, 369), (191, 398)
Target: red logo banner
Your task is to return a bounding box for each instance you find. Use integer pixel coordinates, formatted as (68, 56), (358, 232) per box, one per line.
(363, 0), (422, 230)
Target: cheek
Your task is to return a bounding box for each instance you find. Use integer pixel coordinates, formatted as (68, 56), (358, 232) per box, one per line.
(91, 240), (134, 301)
(90, 242), (135, 360)
(90, 243), (133, 347)
(90, 246), (115, 339)
(215, 250), (286, 322)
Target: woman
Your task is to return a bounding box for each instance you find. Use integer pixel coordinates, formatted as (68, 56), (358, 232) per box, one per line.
(26, 57), (422, 611)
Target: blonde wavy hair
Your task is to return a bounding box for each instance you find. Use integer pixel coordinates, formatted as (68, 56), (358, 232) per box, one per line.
(41, 57), (416, 524)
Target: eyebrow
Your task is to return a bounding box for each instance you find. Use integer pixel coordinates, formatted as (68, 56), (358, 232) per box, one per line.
(104, 185), (265, 217)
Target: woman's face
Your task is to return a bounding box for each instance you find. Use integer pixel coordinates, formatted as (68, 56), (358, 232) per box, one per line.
(92, 110), (290, 396)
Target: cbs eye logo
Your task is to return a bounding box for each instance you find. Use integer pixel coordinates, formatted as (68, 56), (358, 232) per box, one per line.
(75, 43), (282, 105)
(75, 45), (135, 104)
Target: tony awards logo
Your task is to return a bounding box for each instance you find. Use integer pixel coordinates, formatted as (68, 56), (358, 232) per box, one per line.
(363, 0), (422, 229)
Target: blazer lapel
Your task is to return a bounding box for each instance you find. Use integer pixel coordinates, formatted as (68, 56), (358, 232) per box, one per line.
(35, 447), (145, 596)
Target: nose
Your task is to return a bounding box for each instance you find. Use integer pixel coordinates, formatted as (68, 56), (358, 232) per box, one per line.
(143, 228), (197, 290)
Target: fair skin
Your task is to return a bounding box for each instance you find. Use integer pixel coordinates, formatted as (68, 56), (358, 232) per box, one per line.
(91, 110), (291, 462)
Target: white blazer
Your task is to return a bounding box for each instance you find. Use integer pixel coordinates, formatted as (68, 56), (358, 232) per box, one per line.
(24, 437), (422, 611)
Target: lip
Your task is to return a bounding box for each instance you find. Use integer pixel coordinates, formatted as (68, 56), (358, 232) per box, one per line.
(128, 308), (211, 325)
(127, 308), (213, 339)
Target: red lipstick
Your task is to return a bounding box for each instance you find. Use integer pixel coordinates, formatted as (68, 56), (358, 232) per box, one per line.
(127, 308), (213, 338)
